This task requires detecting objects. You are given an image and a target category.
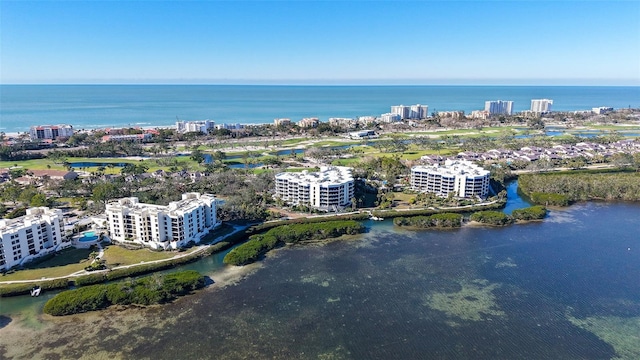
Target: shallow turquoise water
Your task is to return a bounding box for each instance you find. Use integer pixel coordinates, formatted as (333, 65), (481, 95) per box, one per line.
(2, 202), (639, 359)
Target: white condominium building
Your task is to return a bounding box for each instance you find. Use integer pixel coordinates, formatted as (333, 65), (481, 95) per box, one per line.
(531, 99), (553, 113)
(106, 193), (217, 250)
(379, 113), (401, 123)
(176, 120), (215, 134)
(391, 104), (428, 119)
(275, 166), (355, 211)
(0, 207), (66, 271)
(411, 160), (490, 199)
(391, 105), (410, 119)
(410, 104), (429, 119)
(29, 124), (74, 140)
(485, 100), (514, 115)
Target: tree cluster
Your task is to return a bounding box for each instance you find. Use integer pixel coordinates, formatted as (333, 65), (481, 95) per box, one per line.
(223, 220), (366, 266)
(43, 270), (205, 316)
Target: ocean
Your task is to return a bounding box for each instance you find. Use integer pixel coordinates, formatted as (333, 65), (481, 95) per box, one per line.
(1, 85), (639, 133)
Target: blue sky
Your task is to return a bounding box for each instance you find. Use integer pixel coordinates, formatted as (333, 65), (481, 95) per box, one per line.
(1, 1), (639, 85)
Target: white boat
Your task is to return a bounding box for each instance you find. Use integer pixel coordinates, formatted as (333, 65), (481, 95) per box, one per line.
(370, 216), (384, 221)
(30, 286), (42, 297)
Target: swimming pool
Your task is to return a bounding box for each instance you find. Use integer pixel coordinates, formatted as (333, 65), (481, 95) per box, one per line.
(79, 231), (98, 242)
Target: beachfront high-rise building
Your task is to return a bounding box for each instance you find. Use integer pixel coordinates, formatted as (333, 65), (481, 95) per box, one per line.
(0, 207), (67, 271)
(531, 99), (554, 114)
(409, 104), (429, 119)
(176, 120), (215, 134)
(274, 166), (355, 211)
(390, 105), (410, 119)
(106, 193), (218, 250)
(391, 104), (428, 119)
(411, 160), (490, 199)
(29, 124), (74, 140)
(484, 101), (514, 116)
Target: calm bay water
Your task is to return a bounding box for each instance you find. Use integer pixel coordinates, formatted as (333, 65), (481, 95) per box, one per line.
(1, 85), (639, 133)
(1, 195), (639, 359)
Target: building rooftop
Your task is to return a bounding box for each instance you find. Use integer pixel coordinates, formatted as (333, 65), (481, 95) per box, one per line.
(412, 160), (490, 178)
(276, 166), (354, 186)
(0, 207), (61, 232)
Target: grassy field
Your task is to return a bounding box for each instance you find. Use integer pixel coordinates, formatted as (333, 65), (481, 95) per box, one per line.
(0, 248), (93, 281)
(101, 245), (177, 267)
(0, 158), (67, 171)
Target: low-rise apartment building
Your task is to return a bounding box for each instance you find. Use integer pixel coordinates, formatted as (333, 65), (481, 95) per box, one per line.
(275, 166), (355, 211)
(411, 160), (490, 198)
(29, 124), (74, 140)
(106, 193), (218, 250)
(0, 207), (66, 271)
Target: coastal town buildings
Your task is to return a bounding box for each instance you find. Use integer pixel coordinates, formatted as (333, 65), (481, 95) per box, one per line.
(410, 104), (429, 119)
(298, 118), (320, 128)
(175, 120), (215, 134)
(357, 116), (377, 125)
(390, 105), (410, 119)
(411, 160), (490, 199)
(29, 124), (74, 140)
(531, 99), (554, 114)
(215, 123), (244, 130)
(105, 193), (218, 250)
(391, 104), (428, 120)
(274, 166), (355, 211)
(592, 106), (614, 115)
(348, 130), (378, 139)
(328, 118), (355, 128)
(101, 134), (153, 142)
(274, 118), (292, 127)
(379, 113), (401, 123)
(0, 207), (67, 271)
(438, 111), (465, 119)
(484, 101), (514, 115)
(470, 110), (490, 120)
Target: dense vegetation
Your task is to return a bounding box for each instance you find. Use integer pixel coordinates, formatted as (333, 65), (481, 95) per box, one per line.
(223, 220), (365, 266)
(511, 206), (547, 220)
(393, 213), (463, 228)
(469, 211), (513, 226)
(527, 192), (571, 206)
(43, 270), (205, 316)
(519, 172), (640, 203)
(372, 199), (506, 219)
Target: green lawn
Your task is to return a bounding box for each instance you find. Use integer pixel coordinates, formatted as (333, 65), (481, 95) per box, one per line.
(332, 158), (361, 166)
(199, 224), (237, 244)
(0, 248), (93, 281)
(0, 158), (66, 171)
(102, 245), (177, 267)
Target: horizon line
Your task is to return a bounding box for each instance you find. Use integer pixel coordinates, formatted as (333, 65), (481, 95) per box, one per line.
(2, 82), (639, 87)
(2, 78), (640, 87)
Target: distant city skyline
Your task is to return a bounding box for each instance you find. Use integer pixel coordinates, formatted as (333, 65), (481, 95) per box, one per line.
(1, 1), (639, 85)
